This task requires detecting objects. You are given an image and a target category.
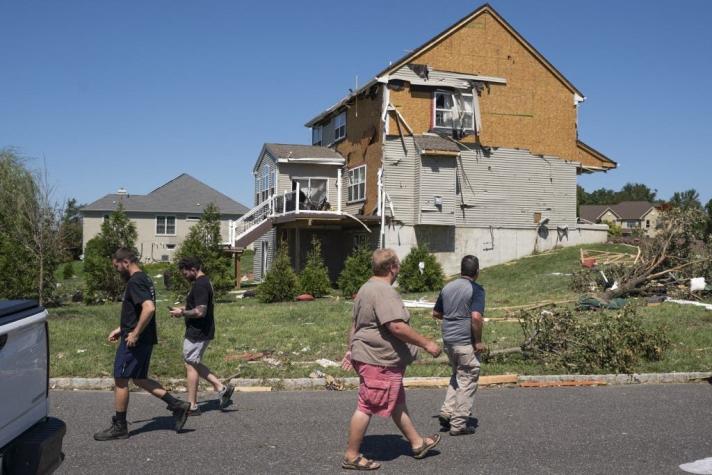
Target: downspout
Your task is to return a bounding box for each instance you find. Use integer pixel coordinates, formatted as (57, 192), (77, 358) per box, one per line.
(380, 83), (390, 249)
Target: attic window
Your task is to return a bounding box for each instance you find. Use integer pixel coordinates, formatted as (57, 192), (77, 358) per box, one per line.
(433, 90), (474, 131)
(334, 112), (346, 142)
(312, 126), (322, 146)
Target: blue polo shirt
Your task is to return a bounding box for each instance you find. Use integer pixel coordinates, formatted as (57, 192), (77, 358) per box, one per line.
(434, 278), (485, 346)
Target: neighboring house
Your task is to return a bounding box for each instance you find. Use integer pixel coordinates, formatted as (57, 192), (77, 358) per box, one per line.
(231, 4), (618, 279)
(579, 202), (661, 236)
(82, 174), (249, 262)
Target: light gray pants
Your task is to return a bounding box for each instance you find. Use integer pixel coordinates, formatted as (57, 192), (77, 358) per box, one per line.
(440, 344), (481, 430)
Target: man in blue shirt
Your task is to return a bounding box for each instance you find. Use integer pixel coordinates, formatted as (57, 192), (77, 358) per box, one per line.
(433, 255), (485, 436)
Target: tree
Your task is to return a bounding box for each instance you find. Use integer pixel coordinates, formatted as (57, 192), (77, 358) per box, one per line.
(60, 198), (84, 261)
(587, 187), (618, 205)
(705, 198), (712, 238)
(172, 203), (233, 296)
(256, 243), (299, 303)
(616, 183), (657, 203)
(398, 244), (444, 293)
(83, 203), (137, 303)
(337, 246), (373, 298)
(298, 236), (332, 297)
(669, 189), (702, 210)
(0, 149), (64, 305)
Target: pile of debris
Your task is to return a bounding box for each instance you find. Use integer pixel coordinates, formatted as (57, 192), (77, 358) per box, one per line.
(571, 208), (712, 307)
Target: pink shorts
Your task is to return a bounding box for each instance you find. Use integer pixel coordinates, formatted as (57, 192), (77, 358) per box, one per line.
(354, 361), (406, 417)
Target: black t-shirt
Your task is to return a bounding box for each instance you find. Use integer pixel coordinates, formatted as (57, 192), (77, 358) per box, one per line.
(185, 275), (215, 341)
(120, 271), (158, 346)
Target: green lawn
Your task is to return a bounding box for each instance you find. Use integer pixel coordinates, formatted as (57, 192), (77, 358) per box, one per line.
(48, 244), (712, 380)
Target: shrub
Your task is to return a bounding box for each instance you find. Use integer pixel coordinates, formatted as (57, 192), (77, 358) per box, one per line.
(398, 244), (444, 293)
(62, 262), (75, 280)
(604, 220), (622, 237)
(257, 243), (299, 303)
(518, 305), (669, 373)
(83, 204), (137, 303)
(172, 203), (234, 297)
(299, 236), (331, 297)
(337, 246), (373, 298)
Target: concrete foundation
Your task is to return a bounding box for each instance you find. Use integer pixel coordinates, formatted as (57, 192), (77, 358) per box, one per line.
(384, 223), (608, 274)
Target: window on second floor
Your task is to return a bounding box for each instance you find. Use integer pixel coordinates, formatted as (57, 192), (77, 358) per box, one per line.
(255, 164), (275, 204)
(348, 165), (366, 203)
(433, 90), (474, 131)
(312, 126), (322, 146)
(334, 111), (346, 142)
(156, 215), (176, 235)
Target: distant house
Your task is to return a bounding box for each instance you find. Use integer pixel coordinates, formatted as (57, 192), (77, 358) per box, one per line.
(81, 174), (249, 262)
(579, 201), (661, 236)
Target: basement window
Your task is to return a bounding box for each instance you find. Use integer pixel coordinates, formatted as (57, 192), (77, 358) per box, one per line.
(433, 90), (474, 131)
(347, 165), (366, 203)
(334, 112), (346, 142)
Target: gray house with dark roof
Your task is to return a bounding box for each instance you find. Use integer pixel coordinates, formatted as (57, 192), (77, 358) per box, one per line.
(82, 174), (248, 263)
(579, 201), (661, 236)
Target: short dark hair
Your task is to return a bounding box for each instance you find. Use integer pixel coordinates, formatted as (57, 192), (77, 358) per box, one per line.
(178, 256), (202, 271)
(461, 255), (479, 278)
(113, 247), (139, 263)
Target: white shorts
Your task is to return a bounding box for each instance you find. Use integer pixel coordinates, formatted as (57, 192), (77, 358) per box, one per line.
(183, 338), (210, 364)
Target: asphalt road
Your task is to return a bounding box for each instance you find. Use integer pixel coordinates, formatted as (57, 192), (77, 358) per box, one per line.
(51, 383), (712, 474)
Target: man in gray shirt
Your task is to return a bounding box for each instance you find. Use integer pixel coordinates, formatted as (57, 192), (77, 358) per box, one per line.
(433, 255), (485, 436)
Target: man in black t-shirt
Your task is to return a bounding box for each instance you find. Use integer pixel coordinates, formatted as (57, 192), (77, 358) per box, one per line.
(94, 247), (191, 441)
(169, 257), (234, 415)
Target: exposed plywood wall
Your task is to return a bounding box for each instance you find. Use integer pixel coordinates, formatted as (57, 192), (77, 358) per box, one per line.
(387, 10), (584, 164)
(334, 87), (383, 215)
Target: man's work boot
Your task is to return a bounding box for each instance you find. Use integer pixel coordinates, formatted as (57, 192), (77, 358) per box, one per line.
(93, 416), (129, 441)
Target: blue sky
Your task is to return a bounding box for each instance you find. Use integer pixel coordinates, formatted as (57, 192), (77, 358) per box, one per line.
(2, 0), (710, 208)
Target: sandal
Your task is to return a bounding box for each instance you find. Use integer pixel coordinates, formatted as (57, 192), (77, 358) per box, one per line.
(342, 454), (381, 471)
(413, 434), (441, 459)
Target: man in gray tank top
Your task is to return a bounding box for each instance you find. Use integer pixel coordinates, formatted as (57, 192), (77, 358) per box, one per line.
(432, 255), (485, 436)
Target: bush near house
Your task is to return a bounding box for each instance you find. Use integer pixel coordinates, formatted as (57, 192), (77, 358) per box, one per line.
(83, 204), (137, 303)
(337, 246), (373, 298)
(62, 262), (74, 280)
(299, 237), (331, 297)
(172, 203), (234, 297)
(398, 244), (444, 293)
(257, 243), (299, 303)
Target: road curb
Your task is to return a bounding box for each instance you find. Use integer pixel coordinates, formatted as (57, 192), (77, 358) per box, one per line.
(49, 371), (712, 392)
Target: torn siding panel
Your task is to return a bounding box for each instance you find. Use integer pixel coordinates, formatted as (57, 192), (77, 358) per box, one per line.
(383, 137), (419, 226)
(419, 155), (457, 226)
(455, 146), (578, 227)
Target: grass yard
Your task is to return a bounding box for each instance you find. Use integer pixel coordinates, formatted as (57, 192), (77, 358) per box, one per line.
(47, 244), (712, 380)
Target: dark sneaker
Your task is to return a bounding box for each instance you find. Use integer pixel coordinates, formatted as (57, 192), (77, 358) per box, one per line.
(170, 400), (190, 432)
(449, 426), (476, 436)
(93, 416), (128, 441)
(218, 384), (235, 410)
(438, 414), (451, 430)
(188, 405), (202, 416)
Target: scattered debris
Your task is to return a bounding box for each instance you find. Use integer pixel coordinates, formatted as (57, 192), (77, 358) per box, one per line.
(665, 299), (712, 311)
(295, 294), (315, 301)
(324, 374), (345, 391)
(403, 298), (436, 309)
(262, 357), (282, 367)
(690, 277), (707, 292)
(309, 370), (325, 379)
(223, 351), (264, 362)
(316, 358), (340, 368)
(76, 349), (87, 354)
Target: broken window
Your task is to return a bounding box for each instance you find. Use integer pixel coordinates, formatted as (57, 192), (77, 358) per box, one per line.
(434, 90), (474, 131)
(348, 165), (366, 203)
(334, 111), (346, 141)
(294, 178), (328, 209)
(312, 126), (322, 146)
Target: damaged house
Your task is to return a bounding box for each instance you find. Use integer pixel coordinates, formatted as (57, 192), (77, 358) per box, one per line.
(230, 3), (617, 279)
